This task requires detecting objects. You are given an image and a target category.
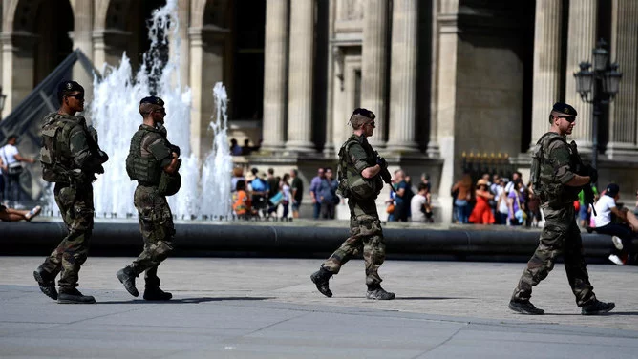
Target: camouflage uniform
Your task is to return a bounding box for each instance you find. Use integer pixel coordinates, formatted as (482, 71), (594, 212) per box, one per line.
(128, 124), (175, 286)
(322, 134), (386, 287)
(39, 113), (102, 289)
(511, 132), (596, 307)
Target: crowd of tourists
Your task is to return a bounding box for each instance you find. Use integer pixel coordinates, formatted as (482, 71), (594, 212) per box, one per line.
(451, 171), (542, 226)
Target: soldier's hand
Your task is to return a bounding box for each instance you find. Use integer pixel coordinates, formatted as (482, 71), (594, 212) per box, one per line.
(170, 144), (181, 158)
(375, 156), (388, 169)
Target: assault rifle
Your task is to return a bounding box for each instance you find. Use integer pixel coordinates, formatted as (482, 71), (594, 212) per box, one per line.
(569, 140), (597, 216)
(374, 151), (394, 194)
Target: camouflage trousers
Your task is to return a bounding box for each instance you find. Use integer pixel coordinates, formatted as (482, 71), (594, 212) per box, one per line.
(512, 205), (596, 307)
(42, 183), (94, 288)
(322, 198), (386, 286)
(130, 185), (175, 286)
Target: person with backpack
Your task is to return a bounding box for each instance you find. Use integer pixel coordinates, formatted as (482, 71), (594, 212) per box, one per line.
(509, 102), (614, 316)
(310, 108), (395, 301)
(117, 95), (181, 301)
(33, 80), (108, 304)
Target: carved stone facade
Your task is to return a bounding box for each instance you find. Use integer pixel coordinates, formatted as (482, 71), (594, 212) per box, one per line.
(2, 0), (638, 221)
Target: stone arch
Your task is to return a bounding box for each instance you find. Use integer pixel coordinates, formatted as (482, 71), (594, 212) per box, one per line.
(2, 0), (74, 112)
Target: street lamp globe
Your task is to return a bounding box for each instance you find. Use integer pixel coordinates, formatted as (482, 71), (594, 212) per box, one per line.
(574, 62), (594, 101)
(603, 63), (622, 98)
(592, 39), (609, 72)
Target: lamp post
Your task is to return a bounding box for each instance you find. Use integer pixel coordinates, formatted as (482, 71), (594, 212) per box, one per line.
(573, 39), (623, 173)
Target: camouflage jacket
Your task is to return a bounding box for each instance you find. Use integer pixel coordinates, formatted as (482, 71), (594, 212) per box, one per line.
(126, 124), (174, 185)
(336, 134), (383, 200)
(40, 112), (107, 183)
(534, 132), (580, 206)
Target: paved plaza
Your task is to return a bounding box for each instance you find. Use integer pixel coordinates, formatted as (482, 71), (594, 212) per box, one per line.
(1, 256), (637, 358)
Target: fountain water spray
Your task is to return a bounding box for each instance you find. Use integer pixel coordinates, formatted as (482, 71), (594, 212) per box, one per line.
(202, 83), (233, 218)
(73, 0), (231, 220)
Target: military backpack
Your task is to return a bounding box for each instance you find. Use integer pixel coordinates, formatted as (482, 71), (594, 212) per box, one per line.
(336, 137), (381, 200)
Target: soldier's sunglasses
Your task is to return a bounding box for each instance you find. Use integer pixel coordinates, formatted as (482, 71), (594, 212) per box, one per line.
(66, 93), (84, 101)
(559, 116), (576, 123)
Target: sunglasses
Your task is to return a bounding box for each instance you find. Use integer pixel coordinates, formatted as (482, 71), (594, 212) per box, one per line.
(66, 93), (84, 101)
(559, 116), (576, 123)
(153, 109), (166, 115)
(365, 121), (376, 127)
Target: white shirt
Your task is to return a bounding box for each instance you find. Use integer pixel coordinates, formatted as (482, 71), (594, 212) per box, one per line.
(282, 184), (290, 201)
(593, 195), (616, 228)
(411, 194), (427, 222)
(0, 144), (18, 165)
(0, 144), (18, 175)
(495, 186), (509, 214)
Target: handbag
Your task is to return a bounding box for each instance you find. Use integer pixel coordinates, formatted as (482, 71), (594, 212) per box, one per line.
(386, 203), (395, 214)
(8, 161), (23, 175)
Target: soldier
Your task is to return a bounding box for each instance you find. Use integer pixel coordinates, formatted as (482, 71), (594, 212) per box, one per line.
(33, 80), (108, 304)
(509, 102), (615, 315)
(310, 108), (395, 300)
(117, 96), (180, 301)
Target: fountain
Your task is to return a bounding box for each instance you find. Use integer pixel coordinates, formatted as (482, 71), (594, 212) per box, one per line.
(82, 0), (231, 220)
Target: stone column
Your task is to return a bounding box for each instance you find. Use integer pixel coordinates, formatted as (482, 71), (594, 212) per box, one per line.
(361, 0), (388, 148)
(286, 0), (314, 152)
(178, 0), (190, 88)
(189, 28), (204, 159)
(92, 30), (107, 70)
(426, 0), (440, 158)
(387, 0), (419, 152)
(72, 0), (94, 99)
(262, 0), (288, 152)
(530, 0), (563, 147)
(436, 0), (460, 223)
(1, 32), (36, 115)
(564, 0), (597, 151)
(607, 0), (638, 158)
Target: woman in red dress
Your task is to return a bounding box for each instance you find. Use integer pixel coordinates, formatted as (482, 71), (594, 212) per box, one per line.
(469, 179), (495, 224)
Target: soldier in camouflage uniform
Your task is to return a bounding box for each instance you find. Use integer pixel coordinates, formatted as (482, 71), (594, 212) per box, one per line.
(117, 96), (181, 301)
(310, 108), (395, 300)
(509, 102), (615, 315)
(33, 81), (108, 304)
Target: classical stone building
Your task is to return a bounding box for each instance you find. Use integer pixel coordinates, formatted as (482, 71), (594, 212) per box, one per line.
(1, 0), (637, 221)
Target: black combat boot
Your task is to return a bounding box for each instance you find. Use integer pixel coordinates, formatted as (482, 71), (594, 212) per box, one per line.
(509, 299), (544, 315)
(116, 266), (139, 297)
(143, 274), (172, 301)
(33, 265), (57, 300)
(143, 287), (173, 301)
(581, 299), (615, 315)
(57, 287), (96, 304)
(310, 266), (333, 297)
(366, 285), (395, 300)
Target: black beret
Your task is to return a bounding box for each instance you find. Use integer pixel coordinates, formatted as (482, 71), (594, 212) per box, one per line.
(57, 80), (84, 94)
(551, 102), (577, 117)
(139, 96), (164, 106)
(352, 108), (375, 119)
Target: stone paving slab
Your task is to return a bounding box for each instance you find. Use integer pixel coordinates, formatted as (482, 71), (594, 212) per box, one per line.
(1, 257), (637, 358)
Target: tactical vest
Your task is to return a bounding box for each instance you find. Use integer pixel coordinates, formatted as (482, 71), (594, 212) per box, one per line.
(336, 136), (382, 200)
(126, 128), (162, 185)
(530, 132), (577, 205)
(40, 113), (81, 183)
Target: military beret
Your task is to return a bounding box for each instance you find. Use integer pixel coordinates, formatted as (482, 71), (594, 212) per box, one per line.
(139, 96), (164, 106)
(57, 80), (84, 95)
(551, 102), (577, 117)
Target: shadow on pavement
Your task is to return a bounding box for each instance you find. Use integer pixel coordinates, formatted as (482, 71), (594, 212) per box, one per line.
(97, 297), (273, 304)
(394, 296), (472, 300)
